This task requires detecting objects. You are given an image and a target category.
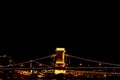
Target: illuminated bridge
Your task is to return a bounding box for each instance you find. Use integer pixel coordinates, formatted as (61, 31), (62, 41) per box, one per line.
(1, 48), (120, 75)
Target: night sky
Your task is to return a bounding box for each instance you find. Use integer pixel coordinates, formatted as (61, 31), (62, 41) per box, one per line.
(0, 5), (120, 65)
(0, 31), (120, 64)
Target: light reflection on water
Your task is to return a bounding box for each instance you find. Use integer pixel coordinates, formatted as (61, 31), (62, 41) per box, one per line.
(23, 77), (83, 80)
(28, 79), (56, 80)
(27, 79), (78, 80)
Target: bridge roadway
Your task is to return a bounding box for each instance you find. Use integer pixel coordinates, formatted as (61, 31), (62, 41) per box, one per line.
(1, 67), (120, 70)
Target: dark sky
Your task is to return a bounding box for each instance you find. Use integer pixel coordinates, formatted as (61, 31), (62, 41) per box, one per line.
(0, 4), (120, 64)
(0, 32), (120, 64)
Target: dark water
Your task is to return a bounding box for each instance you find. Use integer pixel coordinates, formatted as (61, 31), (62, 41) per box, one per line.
(1, 76), (120, 80)
(25, 78), (57, 80)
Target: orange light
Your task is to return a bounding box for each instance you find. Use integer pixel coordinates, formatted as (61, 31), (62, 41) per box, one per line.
(54, 70), (66, 74)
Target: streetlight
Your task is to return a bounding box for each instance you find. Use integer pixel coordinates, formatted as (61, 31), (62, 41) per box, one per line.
(99, 63), (101, 67)
(20, 64), (24, 67)
(79, 63), (82, 67)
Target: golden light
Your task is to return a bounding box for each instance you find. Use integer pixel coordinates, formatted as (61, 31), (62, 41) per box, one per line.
(56, 48), (66, 51)
(54, 70), (66, 74)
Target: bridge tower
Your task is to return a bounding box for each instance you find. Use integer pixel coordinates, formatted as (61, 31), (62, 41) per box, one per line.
(55, 48), (66, 67)
(54, 48), (66, 74)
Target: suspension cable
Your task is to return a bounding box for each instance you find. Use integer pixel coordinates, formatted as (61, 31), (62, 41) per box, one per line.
(2, 54), (52, 68)
(66, 54), (120, 66)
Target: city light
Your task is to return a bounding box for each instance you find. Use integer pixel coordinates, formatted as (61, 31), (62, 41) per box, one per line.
(0, 47), (120, 79)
